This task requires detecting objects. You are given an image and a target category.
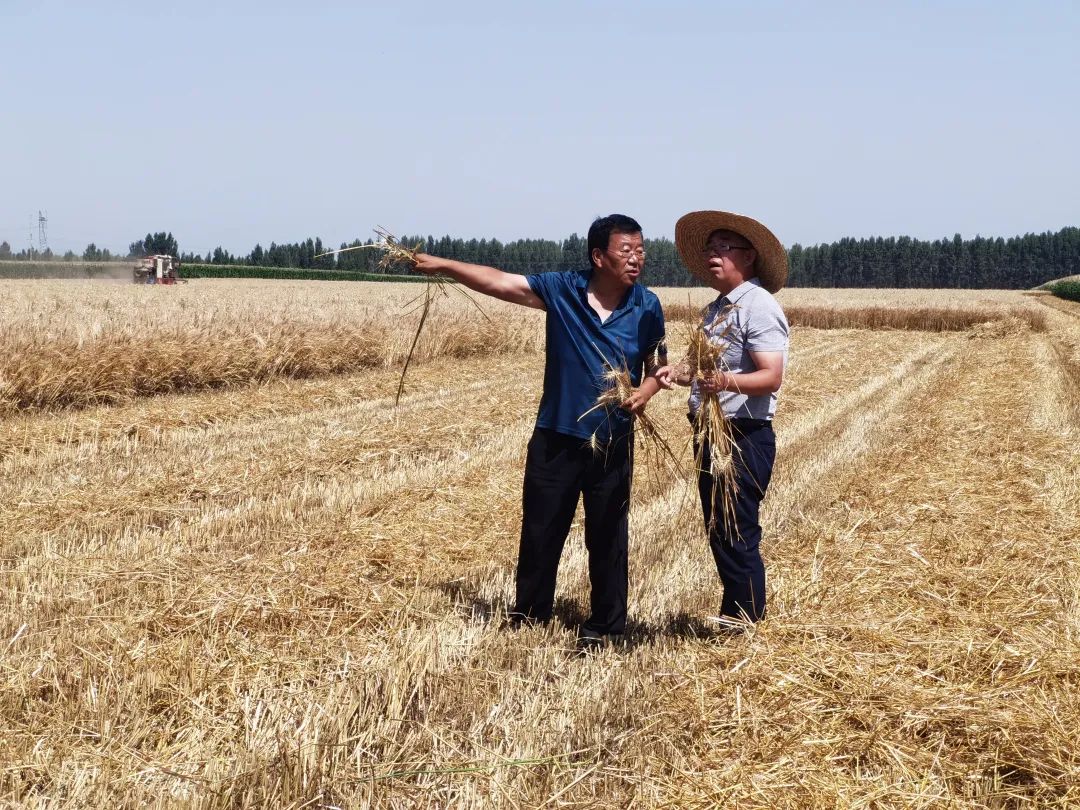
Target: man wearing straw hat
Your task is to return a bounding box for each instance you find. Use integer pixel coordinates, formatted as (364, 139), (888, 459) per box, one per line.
(659, 211), (789, 626)
(412, 214), (667, 647)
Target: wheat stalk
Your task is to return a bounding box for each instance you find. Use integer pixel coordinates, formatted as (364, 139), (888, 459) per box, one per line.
(680, 303), (743, 534)
(318, 227), (490, 405)
(579, 344), (682, 476)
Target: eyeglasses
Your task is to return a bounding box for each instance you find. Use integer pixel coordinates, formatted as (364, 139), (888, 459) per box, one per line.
(608, 247), (646, 261)
(702, 243), (753, 257)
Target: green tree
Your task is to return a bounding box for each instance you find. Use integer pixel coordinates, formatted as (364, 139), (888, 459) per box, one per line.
(131, 231), (180, 257)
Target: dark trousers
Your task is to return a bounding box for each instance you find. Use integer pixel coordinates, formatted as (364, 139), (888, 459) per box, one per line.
(514, 428), (633, 636)
(694, 418), (776, 622)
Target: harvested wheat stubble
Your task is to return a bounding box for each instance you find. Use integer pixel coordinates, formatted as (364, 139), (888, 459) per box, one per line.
(632, 332), (958, 627)
(0, 352), (540, 463)
(3, 284), (1080, 807)
(0, 362), (544, 560)
(717, 335), (1080, 807)
(1044, 312), (1080, 427)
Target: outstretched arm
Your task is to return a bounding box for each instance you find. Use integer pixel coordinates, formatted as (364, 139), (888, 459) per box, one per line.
(413, 254), (545, 310)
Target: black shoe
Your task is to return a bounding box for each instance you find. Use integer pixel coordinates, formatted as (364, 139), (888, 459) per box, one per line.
(575, 630), (626, 653)
(503, 613), (550, 632)
(707, 614), (755, 638)
(576, 631), (604, 652)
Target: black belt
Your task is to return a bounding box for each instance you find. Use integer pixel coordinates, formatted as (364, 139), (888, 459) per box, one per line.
(729, 418), (772, 430)
(687, 413), (773, 431)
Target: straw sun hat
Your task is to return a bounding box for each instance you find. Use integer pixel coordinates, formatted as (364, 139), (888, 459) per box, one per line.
(675, 210), (788, 293)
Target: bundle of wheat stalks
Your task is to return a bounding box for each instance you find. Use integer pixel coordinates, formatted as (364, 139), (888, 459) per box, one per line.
(580, 354), (680, 473)
(580, 307), (743, 518)
(682, 306), (741, 530)
(320, 227), (487, 404)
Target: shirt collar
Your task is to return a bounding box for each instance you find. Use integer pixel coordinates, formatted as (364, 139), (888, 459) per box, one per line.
(577, 269), (641, 309)
(717, 277), (762, 306)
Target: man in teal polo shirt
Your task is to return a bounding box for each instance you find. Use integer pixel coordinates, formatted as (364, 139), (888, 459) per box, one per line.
(412, 215), (666, 644)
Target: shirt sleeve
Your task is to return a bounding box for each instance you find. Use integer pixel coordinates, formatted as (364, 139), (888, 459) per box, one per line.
(746, 298), (789, 352)
(525, 271), (559, 308)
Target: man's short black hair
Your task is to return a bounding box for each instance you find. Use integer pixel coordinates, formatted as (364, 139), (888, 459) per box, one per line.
(587, 214), (643, 265)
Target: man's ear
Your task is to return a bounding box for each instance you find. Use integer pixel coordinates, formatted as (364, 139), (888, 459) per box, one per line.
(590, 247), (604, 269)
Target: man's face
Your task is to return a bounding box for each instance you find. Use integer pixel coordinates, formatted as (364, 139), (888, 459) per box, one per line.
(592, 230), (645, 288)
(702, 229), (756, 292)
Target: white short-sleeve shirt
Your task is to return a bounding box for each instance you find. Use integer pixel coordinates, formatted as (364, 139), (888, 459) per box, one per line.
(688, 278), (789, 420)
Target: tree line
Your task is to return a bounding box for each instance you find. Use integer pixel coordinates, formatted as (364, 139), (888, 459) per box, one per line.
(2, 227), (1077, 289)
(0, 231), (180, 264)
(787, 229), (1080, 289)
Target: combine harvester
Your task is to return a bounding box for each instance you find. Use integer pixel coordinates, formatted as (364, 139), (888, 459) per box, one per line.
(132, 254), (183, 284)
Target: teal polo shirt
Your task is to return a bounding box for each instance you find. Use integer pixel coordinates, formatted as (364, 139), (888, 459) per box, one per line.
(525, 270), (666, 444)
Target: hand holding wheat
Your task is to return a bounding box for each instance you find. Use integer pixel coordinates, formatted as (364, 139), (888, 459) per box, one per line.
(698, 370), (729, 395)
(620, 387), (650, 415)
(317, 228), (487, 404)
(411, 253), (443, 274)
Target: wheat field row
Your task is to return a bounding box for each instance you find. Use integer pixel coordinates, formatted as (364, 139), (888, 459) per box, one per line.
(2, 280), (1079, 807)
(0, 280), (1053, 414)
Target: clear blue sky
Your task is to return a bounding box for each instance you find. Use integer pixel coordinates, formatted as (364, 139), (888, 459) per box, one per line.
(2, 0), (1077, 257)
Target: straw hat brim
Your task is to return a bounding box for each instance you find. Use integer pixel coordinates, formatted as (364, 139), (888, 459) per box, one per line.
(675, 211), (788, 293)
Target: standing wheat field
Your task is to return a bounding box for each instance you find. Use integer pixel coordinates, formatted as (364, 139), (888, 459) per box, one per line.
(2, 279), (1079, 807)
